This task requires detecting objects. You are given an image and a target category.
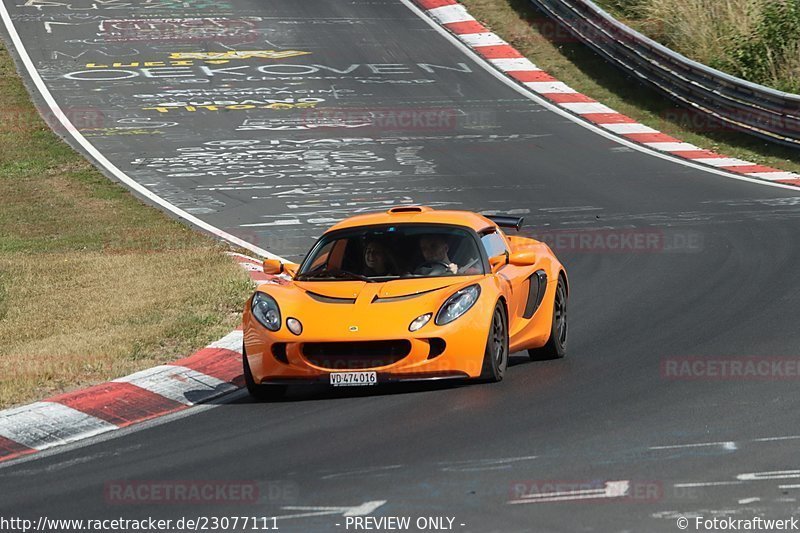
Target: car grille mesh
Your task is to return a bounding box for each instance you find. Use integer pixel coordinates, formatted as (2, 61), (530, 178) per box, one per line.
(302, 340), (411, 369)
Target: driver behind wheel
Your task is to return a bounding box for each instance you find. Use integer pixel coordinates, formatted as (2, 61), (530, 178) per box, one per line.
(415, 235), (458, 275)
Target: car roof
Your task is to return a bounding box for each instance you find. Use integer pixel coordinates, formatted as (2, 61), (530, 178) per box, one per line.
(325, 206), (497, 234)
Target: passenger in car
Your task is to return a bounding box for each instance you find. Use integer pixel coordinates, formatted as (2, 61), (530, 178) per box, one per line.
(363, 238), (397, 277)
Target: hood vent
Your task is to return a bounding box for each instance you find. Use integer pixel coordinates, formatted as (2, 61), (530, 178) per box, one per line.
(371, 286), (443, 304)
(306, 291), (356, 304)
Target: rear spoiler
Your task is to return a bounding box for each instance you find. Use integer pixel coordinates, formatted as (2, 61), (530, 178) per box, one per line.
(485, 215), (524, 232)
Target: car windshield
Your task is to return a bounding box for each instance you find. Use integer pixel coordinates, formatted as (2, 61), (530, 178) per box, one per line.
(296, 224), (485, 281)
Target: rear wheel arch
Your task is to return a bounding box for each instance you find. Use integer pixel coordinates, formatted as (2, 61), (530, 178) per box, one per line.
(528, 275), (567, 361)
(556, 270), (569, 298)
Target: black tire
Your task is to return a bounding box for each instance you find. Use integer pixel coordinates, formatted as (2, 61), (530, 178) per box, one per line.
(479, 302), (509, 382)
(243, 346), (287, 401)
(528, 276), (568, 361)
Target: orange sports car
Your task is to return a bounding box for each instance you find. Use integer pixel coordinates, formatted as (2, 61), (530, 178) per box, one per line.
(242, 206), (568, 400)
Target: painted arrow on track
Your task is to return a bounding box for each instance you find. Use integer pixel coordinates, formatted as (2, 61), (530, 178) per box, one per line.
(273, 500), (387, 520)
(507, 481), (630, 505)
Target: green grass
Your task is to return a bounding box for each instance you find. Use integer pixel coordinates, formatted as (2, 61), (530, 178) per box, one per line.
(0, 41), (253, 408)
(460, 0), (800, 174)
(596, 0), (800, 94)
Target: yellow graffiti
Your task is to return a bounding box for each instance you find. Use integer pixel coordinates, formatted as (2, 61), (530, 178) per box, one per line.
(169, 50), (311, 60)
(86, 50), (311, 68)
(82, 128), (162, 137)
(86, 62), (173, 68)
(143, 102), (320, 113)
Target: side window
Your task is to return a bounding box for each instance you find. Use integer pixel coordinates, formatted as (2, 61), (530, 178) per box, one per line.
(327, 239), (348, 270)
(307, 240), (335, 271)
(481, 231), (508, 258)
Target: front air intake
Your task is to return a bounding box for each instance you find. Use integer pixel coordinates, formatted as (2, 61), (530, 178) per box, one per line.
(271, 343), (288, 364)
(302, 340), (411, 369)
(427, 338), (446, 359)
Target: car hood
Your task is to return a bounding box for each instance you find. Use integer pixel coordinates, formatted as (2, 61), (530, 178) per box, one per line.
(252, 275), (484, 338)
(292, 276), (477, 300)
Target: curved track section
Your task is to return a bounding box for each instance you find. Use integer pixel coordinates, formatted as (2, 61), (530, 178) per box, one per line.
(2, 1), (800, 531)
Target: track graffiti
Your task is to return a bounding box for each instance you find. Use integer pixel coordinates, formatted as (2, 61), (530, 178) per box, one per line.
(129, 138), (437, 183)
(62, 63), (473, 81)
(98, 18), (261, 43)
(18, 0), (232, 11)
(142, 98), (325, 113)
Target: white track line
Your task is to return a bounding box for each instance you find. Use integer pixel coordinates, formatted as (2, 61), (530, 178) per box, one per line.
(650, 441), (737, 450)
(749, 171), (800, 180)
(753, 435), (800, 442)
(673, 481), (743, 487)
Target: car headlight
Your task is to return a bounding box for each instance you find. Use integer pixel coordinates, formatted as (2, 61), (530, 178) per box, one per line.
(409, 313), (432, 332)
(286, 317), (303, 335)
(435, 285), (481, 325)
(252, 292), (281, 331)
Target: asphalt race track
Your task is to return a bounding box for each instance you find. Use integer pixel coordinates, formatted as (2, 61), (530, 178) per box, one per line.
(2, 1), (800, 531)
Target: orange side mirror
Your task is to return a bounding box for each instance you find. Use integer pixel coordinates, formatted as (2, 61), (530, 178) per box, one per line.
(489, 254), (507, 272)
(263, 259), (284, 275)
(509, 250), (537, 266)
(283, 263), (299, 277)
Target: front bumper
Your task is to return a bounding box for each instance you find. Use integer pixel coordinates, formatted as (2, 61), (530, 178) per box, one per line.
(243, 320), (490, 384)
(259, 371), (469, 386)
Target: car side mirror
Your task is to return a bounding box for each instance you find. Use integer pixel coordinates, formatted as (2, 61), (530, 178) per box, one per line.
(263, 259), (284, 275)
(263, 259), (299, 277)
(489, 254), (507, 272)
(283, 263), (299, 277)
(509, 250), (537, 266)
